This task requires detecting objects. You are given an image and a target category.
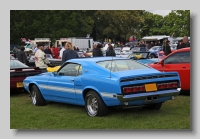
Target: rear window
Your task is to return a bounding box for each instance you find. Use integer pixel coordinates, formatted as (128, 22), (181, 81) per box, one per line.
(97, 59), (150, 72)
(10, 60), (29, 69)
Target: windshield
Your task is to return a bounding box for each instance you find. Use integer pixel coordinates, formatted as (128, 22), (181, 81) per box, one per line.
(10, 60), (29, 69)
(46, 54), (53, 59)
(96, 59), (149, 72)
(149, 46), (161, 51)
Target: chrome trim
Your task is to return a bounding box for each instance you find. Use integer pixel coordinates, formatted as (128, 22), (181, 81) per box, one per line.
(117, 88), (181, 102)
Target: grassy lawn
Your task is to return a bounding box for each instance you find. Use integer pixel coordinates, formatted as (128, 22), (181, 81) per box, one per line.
(10, 91), (190, 130)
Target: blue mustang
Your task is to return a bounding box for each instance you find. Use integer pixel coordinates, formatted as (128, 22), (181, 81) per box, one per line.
(23, 57), (181, 117)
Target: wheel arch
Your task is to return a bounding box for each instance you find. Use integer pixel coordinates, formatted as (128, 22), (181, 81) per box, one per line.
(82, 87), (107, 106)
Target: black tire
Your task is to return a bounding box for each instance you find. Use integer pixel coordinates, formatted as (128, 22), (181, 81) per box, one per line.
(85, 91), (108, 117)
(149, 53), (156, 58)
(30, 84), (45, 106)
(142, 103), (162, 110)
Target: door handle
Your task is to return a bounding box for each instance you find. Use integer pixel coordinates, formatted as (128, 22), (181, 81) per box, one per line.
(182, 67), (187, 68)
(71, 79), (74, 82)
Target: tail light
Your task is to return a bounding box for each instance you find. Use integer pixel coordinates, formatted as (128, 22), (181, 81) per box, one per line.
(157, 82), (178, 90)
(123, 85), (145, 94)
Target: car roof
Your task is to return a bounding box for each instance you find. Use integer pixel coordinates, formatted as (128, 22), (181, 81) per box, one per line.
(68, 57), (128, 63)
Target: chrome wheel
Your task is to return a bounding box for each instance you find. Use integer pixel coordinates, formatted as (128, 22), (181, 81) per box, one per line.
(86, 94), (98, 116)
(31, 90), (37, 105)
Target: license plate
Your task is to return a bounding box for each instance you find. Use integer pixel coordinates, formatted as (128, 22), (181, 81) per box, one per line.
(16, 82), (23, 88)
(145, 83), (157, 92)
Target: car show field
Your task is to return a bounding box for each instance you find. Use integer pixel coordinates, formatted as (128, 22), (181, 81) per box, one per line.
(10, 90), (190, 129)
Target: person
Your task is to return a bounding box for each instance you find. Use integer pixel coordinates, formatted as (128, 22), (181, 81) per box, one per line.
(59, 42), (68, 59)
(162, 40), (171, 56)
(50, 45), (55, 58)
(33, 45), (38, 54)
(139, 41), (147, 51)
(86, 48), (90, 53)
(182, 36), (190, 47)
(176, 40), (182, 50)
(106, 43), (116, 56)
(53, 46), (60, 59)
(62, 42), (79, 64)
(44, 46), (52, 55)
(92, 43), (103, 57)
(150, 42), (154, 48)
(34, 43), (51, 72)
(17, 46), (27, 65)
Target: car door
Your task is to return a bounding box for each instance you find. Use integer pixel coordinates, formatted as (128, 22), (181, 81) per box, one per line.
(161, 51), (190, 90)
(47, 62), (81, 102)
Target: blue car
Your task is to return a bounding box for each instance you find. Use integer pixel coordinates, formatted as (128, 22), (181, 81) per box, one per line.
(23, 57), (181, 117)
(149, 46), (163, 58)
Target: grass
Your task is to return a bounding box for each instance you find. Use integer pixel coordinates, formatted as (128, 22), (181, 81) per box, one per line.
(10, 91), (190, 130)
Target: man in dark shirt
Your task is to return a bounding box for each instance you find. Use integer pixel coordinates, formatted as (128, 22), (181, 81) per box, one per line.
(93, 43), (103, 57)
(17, 46), (27, 65)
(44, 46), (52, 55)
(163, 40), (171, 56)
(183, 36), (190, 47)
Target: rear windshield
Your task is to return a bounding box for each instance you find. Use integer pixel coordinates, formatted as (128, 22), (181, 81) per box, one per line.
(10, 60), (29, 69)
(96, 59), (150, 72)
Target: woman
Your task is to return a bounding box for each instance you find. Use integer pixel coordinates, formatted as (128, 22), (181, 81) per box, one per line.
(62, 42), (79, 64)
(106, 44), (116, 56)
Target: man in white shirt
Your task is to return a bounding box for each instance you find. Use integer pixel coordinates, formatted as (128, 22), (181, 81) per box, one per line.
(35, 43), (50, 71)
(59, 42), (68, 59)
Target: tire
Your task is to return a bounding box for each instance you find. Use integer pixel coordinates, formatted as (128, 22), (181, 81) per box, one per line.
(85, 91), (108, 117)
(149, 53), (156, 58)
(143, 103), (162, 110)
(30, 84), (45, 106)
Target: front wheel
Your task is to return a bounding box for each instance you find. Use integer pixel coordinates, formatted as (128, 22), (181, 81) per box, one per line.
(30, 84), (46, 106)
(149, 53), (156, 58)
(85, 91), (108, 117)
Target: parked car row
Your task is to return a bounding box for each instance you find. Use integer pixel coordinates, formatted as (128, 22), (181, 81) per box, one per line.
(10, 47), (190, 117)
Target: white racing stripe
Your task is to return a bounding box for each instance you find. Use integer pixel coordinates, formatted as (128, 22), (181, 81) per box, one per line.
(101, 92), (116, 99)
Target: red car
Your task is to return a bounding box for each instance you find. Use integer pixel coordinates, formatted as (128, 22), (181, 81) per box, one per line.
(148, 48), (190, 91)
(10, 56), (44, 90)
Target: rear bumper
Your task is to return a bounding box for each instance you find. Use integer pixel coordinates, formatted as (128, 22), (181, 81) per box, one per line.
(117, 88), (181, 102)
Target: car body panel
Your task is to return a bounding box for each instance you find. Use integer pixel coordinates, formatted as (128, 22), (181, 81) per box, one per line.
(148, 47), (190, 90)
(23, 57), (181, 108)
(10, 59), (43, 89)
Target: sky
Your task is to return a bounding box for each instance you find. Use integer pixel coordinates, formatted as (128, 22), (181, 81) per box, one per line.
(147, 10), (172, 17)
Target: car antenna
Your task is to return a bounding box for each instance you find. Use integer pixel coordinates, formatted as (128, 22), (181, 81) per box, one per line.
(109, 56), (113, 78)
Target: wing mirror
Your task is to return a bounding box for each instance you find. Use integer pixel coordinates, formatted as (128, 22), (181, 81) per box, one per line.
(159, 61), (164, 66)
(53, 71), (58, 75)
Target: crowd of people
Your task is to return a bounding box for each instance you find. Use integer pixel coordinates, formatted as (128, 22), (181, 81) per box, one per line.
(13, 36), (190, 71)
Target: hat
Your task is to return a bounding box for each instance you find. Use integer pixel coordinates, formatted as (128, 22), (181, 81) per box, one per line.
(37, 43), (44, 47)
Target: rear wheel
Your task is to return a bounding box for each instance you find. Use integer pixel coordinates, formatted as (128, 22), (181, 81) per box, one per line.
(30, 85), (45, 106)
(85, 91), (108, 117)
(149, 53), (156, 58)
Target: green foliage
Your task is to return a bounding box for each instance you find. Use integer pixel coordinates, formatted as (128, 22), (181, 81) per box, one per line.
(140, 10), (190, 37)
(10, 10), (190, 44)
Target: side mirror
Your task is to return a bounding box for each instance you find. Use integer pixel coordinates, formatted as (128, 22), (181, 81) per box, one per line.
(159, 61), (164, 66)
(53, 71), (58, 76)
